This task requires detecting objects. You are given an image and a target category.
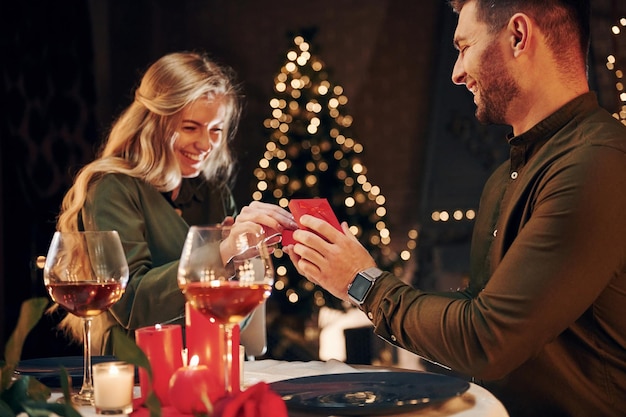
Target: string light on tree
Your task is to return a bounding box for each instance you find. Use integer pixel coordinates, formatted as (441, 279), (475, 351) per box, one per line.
(606, 17), (626, 125)
(254, 34), (417, 317)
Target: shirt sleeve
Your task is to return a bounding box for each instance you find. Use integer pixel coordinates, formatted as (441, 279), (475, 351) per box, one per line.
(362, 144), (626, 380)
(82, 174), (188, 333)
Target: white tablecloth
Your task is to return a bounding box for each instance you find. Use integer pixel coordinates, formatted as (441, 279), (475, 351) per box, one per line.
(49, 359), (509, 417)
(244, 359), (509, 417)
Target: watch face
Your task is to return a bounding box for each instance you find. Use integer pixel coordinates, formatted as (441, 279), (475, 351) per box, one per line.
(349, 274), (372, 301)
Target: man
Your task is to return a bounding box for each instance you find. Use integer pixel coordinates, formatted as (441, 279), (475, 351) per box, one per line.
(284, 0), (626, 415)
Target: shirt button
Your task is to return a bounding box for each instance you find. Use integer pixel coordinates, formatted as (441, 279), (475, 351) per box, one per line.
(511, 171), (518, 179)
(493, 229), (498, 237)
(367, 312), (374, 320)
(390, 335), (397, 342)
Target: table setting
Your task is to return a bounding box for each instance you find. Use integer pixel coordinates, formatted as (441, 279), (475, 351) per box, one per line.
(7, 225), (509, 417)
(14, 357), (508, 417)
(246, 359), (508, 417)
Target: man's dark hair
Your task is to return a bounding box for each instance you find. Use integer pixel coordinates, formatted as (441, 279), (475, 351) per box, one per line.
(449, 0), (591, 66)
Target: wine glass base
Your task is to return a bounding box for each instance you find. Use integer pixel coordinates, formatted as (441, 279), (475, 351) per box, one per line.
(53, 392), (95, 406)
(72, 392), (95, 406)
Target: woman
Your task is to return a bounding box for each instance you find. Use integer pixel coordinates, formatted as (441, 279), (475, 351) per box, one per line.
(56, 51), (296, 354)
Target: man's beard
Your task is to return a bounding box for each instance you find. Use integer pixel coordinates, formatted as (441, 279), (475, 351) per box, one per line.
(474, 42), (520, 125)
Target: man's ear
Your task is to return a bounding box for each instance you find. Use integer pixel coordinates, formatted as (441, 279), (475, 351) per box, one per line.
(507, 13), (532, 57)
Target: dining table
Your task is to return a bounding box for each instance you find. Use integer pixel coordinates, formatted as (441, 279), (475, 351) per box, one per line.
(45, 359), (509, 417)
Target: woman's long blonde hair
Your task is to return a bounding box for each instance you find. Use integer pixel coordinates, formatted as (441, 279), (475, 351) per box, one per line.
(57, 51), (242, 232)
(54, 52), (242, 348)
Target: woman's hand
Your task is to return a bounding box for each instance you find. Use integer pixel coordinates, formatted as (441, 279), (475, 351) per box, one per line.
(284, 214), (377, 301)
(234, 201), (298, 233)
(220, 202), (297, 264)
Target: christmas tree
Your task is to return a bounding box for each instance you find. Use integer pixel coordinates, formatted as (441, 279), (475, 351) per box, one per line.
(253, 34), (417, 359)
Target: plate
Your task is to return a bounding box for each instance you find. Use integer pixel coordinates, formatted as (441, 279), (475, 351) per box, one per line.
(269, 371), (470, 416)
(14, 356), (117, 387)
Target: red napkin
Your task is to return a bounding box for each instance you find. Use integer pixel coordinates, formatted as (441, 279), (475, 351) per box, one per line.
(131, 382), (287, 417)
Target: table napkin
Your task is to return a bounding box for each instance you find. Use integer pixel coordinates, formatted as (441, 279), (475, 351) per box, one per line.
(243, 358), (356, 386)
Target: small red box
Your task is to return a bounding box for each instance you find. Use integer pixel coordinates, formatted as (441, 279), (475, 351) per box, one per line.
(281, 198), (341, 246)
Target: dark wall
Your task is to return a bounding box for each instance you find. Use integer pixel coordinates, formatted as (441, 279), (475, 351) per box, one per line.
(1, 0), (99, 358)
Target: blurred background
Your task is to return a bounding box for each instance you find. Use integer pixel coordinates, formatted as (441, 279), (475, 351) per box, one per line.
(2, 0), (625, 366)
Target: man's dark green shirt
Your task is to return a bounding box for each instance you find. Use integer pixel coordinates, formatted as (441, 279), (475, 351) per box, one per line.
(362, 93), (626, 416)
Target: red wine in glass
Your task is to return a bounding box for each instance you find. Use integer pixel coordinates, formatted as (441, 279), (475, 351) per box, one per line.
(43, 231), (129, 406)
(178, 225), (274, 394)
(181, 281), (271, 324)
(46, 282), (124, 317)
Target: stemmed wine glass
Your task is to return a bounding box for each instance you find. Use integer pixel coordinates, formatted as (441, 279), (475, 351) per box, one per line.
(43, 231), (129, 405)
(178, 225), (274, 393)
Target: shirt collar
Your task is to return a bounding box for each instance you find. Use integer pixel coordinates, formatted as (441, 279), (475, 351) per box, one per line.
(163, 177), (208, 208)
(509, 92), (598, 146)
(507, 92), (598, 160)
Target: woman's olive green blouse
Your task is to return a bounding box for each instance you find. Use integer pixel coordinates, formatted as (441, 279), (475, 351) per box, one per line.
(81, 173), (236, 353)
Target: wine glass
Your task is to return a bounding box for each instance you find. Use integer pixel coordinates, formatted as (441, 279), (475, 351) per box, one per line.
(178, 225), (274, 393)
(43, 231), (129, 405)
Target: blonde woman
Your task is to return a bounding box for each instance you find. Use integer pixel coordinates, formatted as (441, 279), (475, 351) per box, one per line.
(56, 51), (296, 354)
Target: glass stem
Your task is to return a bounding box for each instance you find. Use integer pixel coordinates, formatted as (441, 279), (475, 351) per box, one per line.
(224, 324), (234, 394)
(78, 317), (94, 401)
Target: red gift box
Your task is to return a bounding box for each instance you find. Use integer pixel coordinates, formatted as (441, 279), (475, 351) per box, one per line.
(281, 198), (341, 246)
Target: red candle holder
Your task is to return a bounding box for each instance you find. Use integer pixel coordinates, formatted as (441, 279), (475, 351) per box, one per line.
(185, 302), (241, 394)
(135, 324), (183, 406)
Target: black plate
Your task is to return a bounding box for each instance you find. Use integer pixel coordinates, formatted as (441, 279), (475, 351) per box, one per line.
(269, 371), (470, 416)
(14, 356), (117, 387)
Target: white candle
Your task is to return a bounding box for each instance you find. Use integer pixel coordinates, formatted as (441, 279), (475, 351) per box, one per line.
(93, 361), (135, 414)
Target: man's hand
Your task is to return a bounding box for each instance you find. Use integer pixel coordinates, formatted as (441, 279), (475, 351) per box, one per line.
(284, 214), (377, 301)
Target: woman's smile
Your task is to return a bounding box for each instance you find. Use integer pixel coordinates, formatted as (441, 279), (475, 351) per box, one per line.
(179, 149), (206, 163)
(175, 97), (227, 178)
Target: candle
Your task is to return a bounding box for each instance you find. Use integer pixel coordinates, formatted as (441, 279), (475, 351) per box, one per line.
(185, 302), (241, 393)
(135, 324), (183, 406)
(168, 355), (222, 414)
(93, 361), (134, 415)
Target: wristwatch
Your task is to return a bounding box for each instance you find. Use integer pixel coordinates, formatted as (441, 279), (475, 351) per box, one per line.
(347, 267), (383, 305)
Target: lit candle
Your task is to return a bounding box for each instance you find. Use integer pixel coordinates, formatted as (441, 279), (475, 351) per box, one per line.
(93, 361), (134, 415)
(169, 355), (222, 414)
(135, 324), (183, 406)
(185, 303), (241, 393)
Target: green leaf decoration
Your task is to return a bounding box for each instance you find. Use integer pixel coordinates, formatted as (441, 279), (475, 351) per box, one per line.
(1, 377), (31, 413)
(0, 298), (83, 417)
(40, 373), (82, 417)
(144, 393), (162, 417)
(1, 298), (49, 391)
(110, 327), (153, 379)
(24, 377), (50, 403)
(58, 367), (75, 407)
(0, 399), (14, 417)
(1, 303), (172, 417)
(22, 401), (83, 417)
